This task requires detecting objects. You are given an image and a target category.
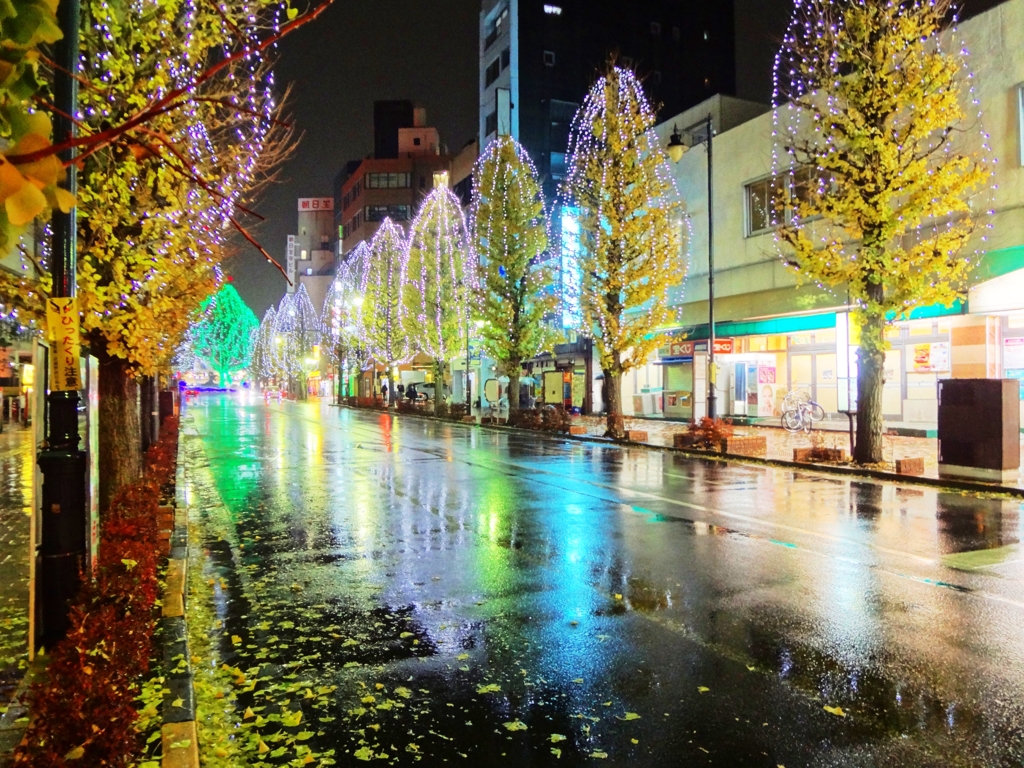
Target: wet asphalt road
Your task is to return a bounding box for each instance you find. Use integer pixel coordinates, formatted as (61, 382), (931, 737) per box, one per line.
(185, 393), (1024, 767)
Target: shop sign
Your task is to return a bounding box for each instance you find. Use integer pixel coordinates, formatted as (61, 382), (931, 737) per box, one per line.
(298, 197), (333, 211)
(1004, 337), (1024, 370)
(758, 367), (776, 384)
(912, 341), (950, 372)
(713, 338), (734, 354)
(659, 338), (733, 359)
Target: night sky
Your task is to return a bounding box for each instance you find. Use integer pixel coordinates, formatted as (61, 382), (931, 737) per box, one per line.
(225, 0), (998, 317)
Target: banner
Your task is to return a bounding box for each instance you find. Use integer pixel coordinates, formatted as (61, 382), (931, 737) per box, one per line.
(45, 297), (81, 392)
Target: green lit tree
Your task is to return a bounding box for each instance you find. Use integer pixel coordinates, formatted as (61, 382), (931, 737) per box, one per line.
(472, 136), (558, 412)
(564, 65), (683, 438)
(191, 283), (259, 385)
(404, 189), (474, 413)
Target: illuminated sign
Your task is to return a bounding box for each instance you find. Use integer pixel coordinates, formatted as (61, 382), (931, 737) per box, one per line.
(298, 197), (334, 211)
(286, 235), (296, 292)
(560, 207), (582, 329)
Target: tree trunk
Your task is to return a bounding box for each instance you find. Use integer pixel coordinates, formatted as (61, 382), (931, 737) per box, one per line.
(507, 359), (521, 413)
(139, 375), (153, 454)
(604, 365), (625, 439)
(98, 349), (141, 511)
(853, 312), (886, 464)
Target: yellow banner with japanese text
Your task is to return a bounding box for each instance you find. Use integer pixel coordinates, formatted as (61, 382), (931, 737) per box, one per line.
(45, 297), (81, 392)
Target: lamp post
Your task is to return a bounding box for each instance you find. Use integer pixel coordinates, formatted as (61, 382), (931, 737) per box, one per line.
(667, 114), (717, 420)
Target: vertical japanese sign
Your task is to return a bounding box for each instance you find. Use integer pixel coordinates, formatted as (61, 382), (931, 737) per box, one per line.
(286, 235), (297, 293)
(45, 297), (80, 391)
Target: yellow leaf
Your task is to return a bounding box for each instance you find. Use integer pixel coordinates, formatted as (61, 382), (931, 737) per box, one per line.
(503, 720), (528, 731)
(286, 5), (298, 19)
(631, 738), (638, 744)
(243, 707), (255, 719)
(51, 187), (75, 213)
(697, 686), (709, 693)
(613, 594), (622, 600)
(257, 738), (269, 754)
(551, 748), (562, 758)
(65, 746), (85, 760)
(476, 683), (501, 694)
(592, 751), (608, 758)
(619, 712), (640, 721)
(5, 178), (46, 225)
(550, 734), (566, 743)
(823, 705), (846, 717)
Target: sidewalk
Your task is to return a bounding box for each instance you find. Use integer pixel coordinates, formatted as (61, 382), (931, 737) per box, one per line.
(573, 414), (1024, 490)
(0, 427), (35, 764)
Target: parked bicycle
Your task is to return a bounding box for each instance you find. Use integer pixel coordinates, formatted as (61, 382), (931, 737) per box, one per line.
(781, 390), (825, 433)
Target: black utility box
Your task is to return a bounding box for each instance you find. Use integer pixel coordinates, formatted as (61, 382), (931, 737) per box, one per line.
(938, 378), (1020, 482)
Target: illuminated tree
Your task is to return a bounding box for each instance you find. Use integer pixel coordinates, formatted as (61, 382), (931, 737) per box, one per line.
(360, 219), (409, 405)
(773, 0), (992, 463)
(272, 286), (320, 399)
(564, 65), (683, 438)
(404, 189), (474, 412)
(322, 253), (366, 399)
(251, 305), (278, 388)
(472, 137), (558, 412)
(190, 284), (258, 385)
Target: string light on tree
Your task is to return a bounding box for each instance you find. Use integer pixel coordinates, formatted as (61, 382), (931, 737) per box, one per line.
(563, 63), (684, 439)
(771, 0), (995, 464)
(471, 135), (558, 412)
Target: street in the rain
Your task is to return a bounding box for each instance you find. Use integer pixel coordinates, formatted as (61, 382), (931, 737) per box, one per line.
(184, 393), (1024, 767)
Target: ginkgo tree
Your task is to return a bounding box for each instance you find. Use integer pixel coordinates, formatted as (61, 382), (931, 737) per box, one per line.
(564, 64), (683, 439)
(404, 189), (474, 413)
(773, 0), (991, 463)
(360, 219), (410, 405)
(472, 136), (558, 412)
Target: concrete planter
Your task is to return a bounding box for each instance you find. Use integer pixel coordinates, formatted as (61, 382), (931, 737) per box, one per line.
(896, 457), (925, 475)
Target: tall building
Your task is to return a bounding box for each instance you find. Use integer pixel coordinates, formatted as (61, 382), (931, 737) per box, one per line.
(335, 104), (463, 256)
(289, 197), (336, 313)
(478, 0), (736, 200)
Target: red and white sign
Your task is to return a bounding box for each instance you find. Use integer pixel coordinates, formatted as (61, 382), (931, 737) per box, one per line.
(713, 338), (734, 354)
(298, 197), (334, 211)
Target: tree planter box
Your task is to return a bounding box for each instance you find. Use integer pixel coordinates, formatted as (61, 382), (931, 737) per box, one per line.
(569, 425), (588, 436)
(461, 416), (476, 424)
(794, 447), (847, 463)
(625, 430), (649, 442)
(722, 436), (767, 457)
(673, 433), (698, 449)
(895, 457), (925, 475)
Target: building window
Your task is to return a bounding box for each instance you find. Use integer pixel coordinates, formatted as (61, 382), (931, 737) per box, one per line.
(364, 172), (411, 189)
(501, 47), (510, 70)
(420, 175), (426, 189)
(543, 4), (561, 14)
(745, 167), (824, 236)
(543, 50), (556, 67)
(549, 152), (566, 179)
(485, 5), (508, 49)
(365, 204), (411, 222)
(650, 21), (661, 36)
(703, 30), (709, 41)
(413, 137), (421, 146)
(1018, 84), (1024, 166)
(485, 109), (498, 136)
(300, 249), (307, 259)
(485, 58), (501, 87)
(672, 26), (680, 41)
(306, 268), (313, 276)
(433, 171), (449, 189)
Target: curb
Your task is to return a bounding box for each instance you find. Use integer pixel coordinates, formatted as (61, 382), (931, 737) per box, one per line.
(330, 402), (1024, 499)
(160, 422), (199, 768)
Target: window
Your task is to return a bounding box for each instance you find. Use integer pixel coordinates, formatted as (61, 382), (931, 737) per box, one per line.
(745, 167), (825, 236)
(650, 21), (661, 36)
(485, 109), (498, 136)
(485, 58), (501, 87)
(300, 249), (307, 259)
(306, 268), (313, 276)
(703, 29), (709, 41)
(365, 204), (411, 222)
(543, 4), (561, 14)
(652, 70), (662, 84)
(543, 50), (556, 67)
(420, 175), (426, 189)
(671, 26), (680, 41)
(485, 5), (508, 49)
(433, 171), (449, 189)
(501, 47), (510, 70)
(1018, 84), (1024, 166)
(364, 172), (411, 189)
(413, 137), (421, 146)
(549, 152), (566, 179)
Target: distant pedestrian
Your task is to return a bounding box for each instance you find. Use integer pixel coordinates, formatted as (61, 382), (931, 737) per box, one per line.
(406, 384), (417, 401)
(397, 383), (405, 398)
(381, 382), (389, 401)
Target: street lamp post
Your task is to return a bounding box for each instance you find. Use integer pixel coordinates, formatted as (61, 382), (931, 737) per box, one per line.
(667, 114), (716, 420)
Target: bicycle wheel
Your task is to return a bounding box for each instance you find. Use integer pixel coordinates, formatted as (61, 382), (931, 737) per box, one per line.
(781, 410), (803, 432)
(809, 402), (826, 421)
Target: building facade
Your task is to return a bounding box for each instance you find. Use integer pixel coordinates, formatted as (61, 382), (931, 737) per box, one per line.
(479, 0), (736, 201)
(629, 0), (1024, 431)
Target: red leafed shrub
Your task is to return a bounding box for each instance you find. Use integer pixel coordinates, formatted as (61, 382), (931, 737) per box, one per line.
(686, 417), (734, 450)
(13, 417), (179, 766)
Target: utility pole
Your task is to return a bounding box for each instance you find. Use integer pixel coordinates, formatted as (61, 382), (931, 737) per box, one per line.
(37, 0), (88, 645)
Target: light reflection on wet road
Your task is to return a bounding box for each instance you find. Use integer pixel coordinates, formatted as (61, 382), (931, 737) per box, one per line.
(187, 393), (1024, 767)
